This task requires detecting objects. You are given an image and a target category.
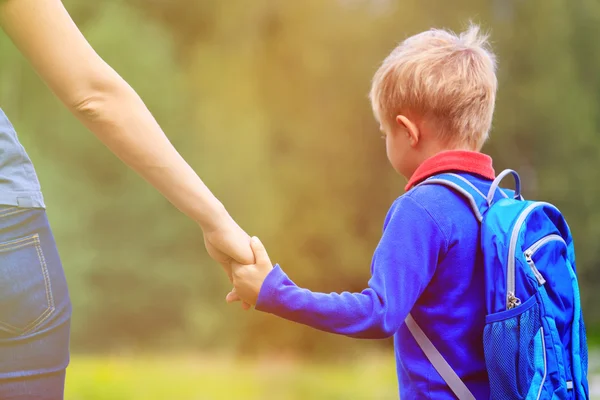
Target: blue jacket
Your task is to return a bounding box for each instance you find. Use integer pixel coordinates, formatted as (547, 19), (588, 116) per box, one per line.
(257, 152), (496, 399)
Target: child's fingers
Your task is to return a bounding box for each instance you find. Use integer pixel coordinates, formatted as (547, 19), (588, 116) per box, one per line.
(226, 289), (242, 303)
(226, 288), (252, 310)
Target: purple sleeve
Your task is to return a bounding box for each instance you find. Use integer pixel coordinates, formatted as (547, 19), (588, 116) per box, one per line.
(255, 196), (448, 339)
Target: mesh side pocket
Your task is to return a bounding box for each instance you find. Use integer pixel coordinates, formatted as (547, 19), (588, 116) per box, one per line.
(484, 300), (542, 400)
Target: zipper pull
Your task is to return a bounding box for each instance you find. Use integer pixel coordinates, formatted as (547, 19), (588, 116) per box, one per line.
(524, 253), (547, 286)
(507, 292), (521, 309)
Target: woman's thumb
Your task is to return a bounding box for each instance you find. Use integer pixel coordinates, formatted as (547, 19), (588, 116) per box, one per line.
(250, 236), (270, 264)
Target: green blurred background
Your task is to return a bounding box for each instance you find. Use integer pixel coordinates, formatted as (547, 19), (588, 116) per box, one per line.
(1, 0), (600, 398)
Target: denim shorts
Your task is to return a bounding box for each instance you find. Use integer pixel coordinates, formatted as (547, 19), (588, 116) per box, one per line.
(0, 206), (71, 399)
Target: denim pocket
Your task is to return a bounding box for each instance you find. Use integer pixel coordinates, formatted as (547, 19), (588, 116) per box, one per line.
(484, 296), (546, 400)
(0, 233), (54, 336)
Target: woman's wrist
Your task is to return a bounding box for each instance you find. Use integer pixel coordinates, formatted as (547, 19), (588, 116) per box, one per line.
(197, 200), (231, 234)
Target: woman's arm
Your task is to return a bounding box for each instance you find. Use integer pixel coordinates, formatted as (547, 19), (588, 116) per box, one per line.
(0, 0), (254, 266)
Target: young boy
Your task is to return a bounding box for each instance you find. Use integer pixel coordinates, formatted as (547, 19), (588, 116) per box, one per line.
(228, 25), (498, 399)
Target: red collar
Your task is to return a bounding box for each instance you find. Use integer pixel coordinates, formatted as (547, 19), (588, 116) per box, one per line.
(405, 150), (495, 191)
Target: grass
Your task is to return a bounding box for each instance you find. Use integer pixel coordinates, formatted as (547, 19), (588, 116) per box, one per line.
(65, 354), (399, 400)
(65, 352), (600, 400)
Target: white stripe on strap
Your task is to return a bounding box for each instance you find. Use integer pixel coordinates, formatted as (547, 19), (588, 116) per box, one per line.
(420, 179), (483, 222)
(405, 314), (476, 400)
(447, 173), (488, 201)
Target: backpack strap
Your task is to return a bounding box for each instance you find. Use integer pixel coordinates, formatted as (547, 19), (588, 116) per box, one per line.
(416, 173), (489, 222)
(405, 314), (476, 400)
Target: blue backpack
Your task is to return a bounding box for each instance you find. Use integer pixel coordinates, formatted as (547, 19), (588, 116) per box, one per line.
(405, 169), (589, 400)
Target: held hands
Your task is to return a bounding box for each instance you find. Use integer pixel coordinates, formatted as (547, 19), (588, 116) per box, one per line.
(201, 211), (272, 308)
(226, 237), (274, 307)
(202, 214), (255, 310)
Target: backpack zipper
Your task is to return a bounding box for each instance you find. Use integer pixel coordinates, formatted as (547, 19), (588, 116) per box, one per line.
(524, 234), (566, 286)
(507, 202), (558, 310)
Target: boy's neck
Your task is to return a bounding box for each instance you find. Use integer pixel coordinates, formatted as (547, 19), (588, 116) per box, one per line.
(404, 149), (495, 191)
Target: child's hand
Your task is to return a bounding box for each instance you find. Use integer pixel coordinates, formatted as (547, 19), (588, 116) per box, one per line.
(226, 236), (274, 307)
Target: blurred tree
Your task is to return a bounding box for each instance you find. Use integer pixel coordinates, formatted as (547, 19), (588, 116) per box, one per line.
(0, 0), (597, 354)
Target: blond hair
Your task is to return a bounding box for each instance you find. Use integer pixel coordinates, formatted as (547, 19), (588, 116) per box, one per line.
(369, 24), (497, 150)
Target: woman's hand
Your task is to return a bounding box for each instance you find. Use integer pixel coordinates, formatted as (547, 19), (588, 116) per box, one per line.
(203, 215), (254, 310)
(203, 215), (254, 275)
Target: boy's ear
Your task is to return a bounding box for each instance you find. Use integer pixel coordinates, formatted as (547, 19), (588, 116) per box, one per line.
(396, 115), (420, 147)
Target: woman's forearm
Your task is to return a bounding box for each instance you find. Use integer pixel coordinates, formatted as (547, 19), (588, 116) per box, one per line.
(73, 81), (228, 231)
(1, 0), (255, 269)
(0, 0), (229, 231)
